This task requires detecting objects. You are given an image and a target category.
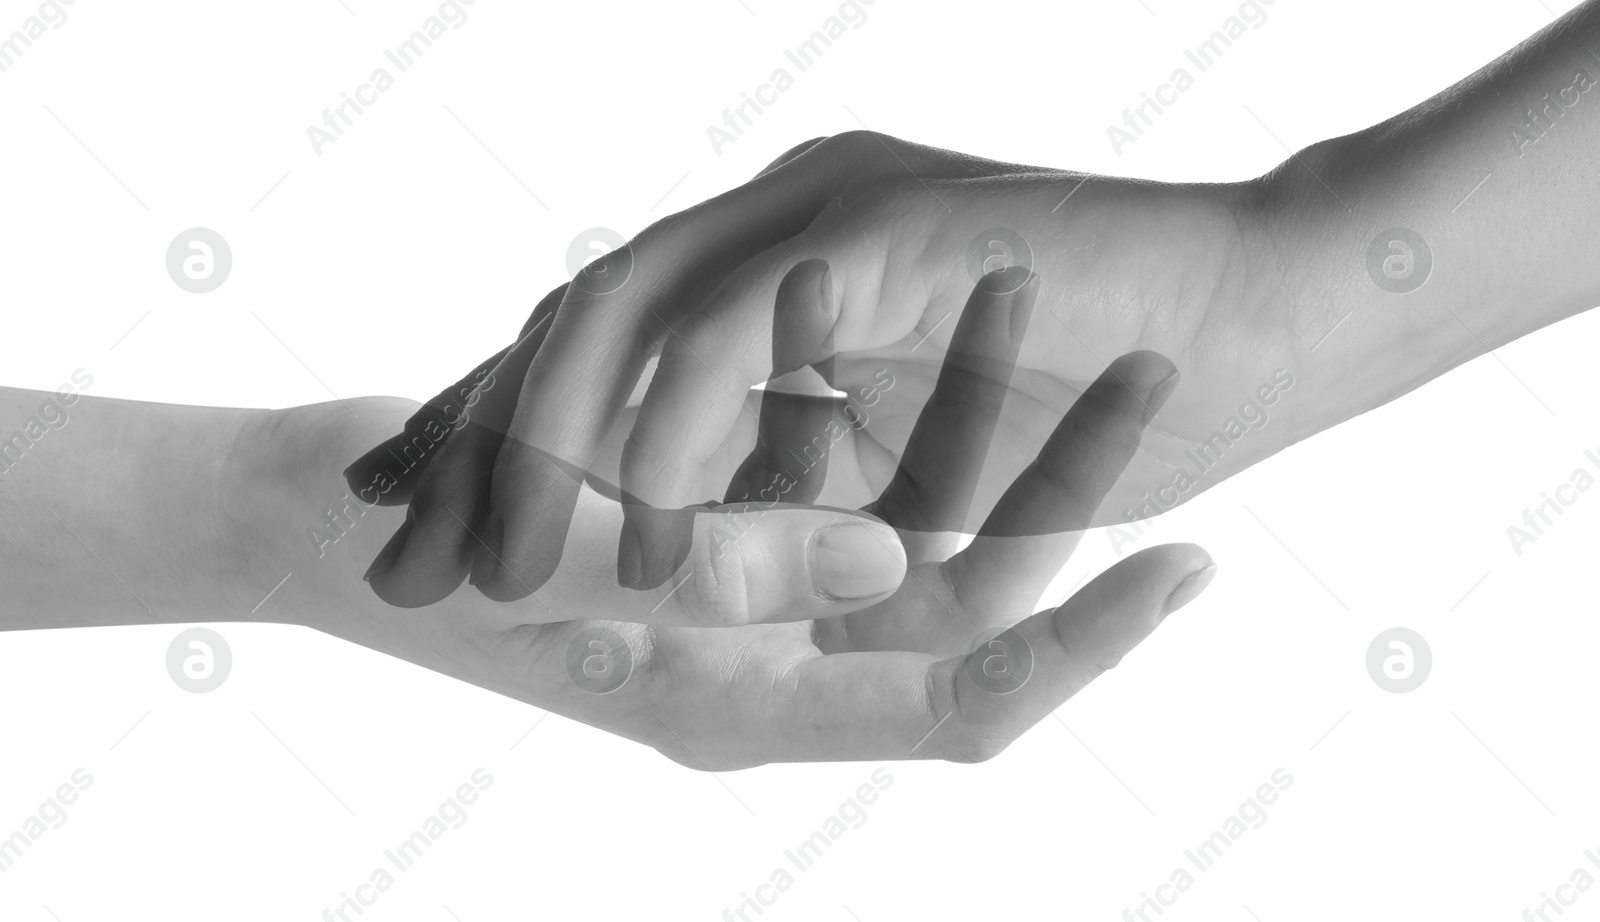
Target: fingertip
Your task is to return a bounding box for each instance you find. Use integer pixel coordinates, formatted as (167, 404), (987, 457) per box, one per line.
(809, 515), (907, 602)
(363, 514), (413, 585)
(617, 505), (696, 590)
(344, 433), (417, 505)
(1124, 541), (1212, 575)
(1162, 560), (1217, 618)
(1137, 542), (1216, 611)
(977, 263), (1034, 298)
(367, 514), (467, 609)
(1108, 350), (1179, 392)
(473, 448), (586, 600)
(772, 259), (837, 373)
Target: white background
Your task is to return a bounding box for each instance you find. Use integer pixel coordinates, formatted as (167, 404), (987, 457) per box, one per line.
(2, 0), (1598, 919)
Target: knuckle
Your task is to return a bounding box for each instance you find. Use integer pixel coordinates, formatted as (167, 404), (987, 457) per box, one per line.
(1090, 652), (1126, 676)
(619, 434), (673, 483)
(689, 535), (753, 627)
(942, 731), (1010, 764)
(666, 308), (722, 353)
(824, 128), (882, 154)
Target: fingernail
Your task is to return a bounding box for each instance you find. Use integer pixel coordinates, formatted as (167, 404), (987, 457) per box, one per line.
(1143, 370), (1180, 426)
(345, 434), (406, 483)
(343, 451), (380, 491)
(1162, 562), (1216, 617)
(811, 521), (906, 600)
(364, 515), (414, 583)
(468, 511), (504, 586)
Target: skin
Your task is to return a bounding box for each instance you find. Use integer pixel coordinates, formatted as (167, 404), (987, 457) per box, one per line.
(369, 0), (1600, 601)
(0, 296), (1213, 769)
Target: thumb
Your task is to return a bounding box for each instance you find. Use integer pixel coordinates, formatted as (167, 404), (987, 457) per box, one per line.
(680, 504), (907, 626)
(535, 503), (907, 628)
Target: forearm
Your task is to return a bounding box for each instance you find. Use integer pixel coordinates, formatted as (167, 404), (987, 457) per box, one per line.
(0, 389), (415, 640)
(0, 388), (608, 708)
(1275, 0), (1600, 435)
(0, 387), (267, 629)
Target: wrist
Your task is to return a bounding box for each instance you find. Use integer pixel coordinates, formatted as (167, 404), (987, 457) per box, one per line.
(1240, 132), (1460, 443)
(217, 398), (416, 635)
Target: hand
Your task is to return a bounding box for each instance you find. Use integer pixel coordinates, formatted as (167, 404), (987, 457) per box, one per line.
(358, 131), (1310, 600)
(328, 271), (1215, 767)
(339, 291), (910, 624)
(0, 268), (1213, 769)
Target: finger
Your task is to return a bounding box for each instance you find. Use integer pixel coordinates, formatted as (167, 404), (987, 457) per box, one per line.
(754, 545), (1214, 763)
(933, 543), (1214, 758)
(720, 390), (841, 507)
(364, 311), (558, 607)
(627, 260), (841, 589)
(340, 347), (507, 507)
(616, 228), (883, 589)
(537, 504), (907, 628)
(1045, 544), (1216, 695)
(943, 350), (1179, 614)
(757, 544), (1213, 764)
(865, 266), (1037, 564)
(469, 156), (866, 602)
(341, 282), (567, 505)
(388, 501), (908, 627)
(722, 259), (840, 508)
